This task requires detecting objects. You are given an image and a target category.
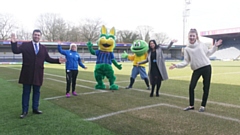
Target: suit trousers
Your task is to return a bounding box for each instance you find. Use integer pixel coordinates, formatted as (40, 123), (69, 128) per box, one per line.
(22, 84), (40, 113)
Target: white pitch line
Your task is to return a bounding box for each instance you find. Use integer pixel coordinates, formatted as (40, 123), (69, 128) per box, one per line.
(92, 72), (239, 83)
(6, 67), (240, 122)
(84, 103), (166, 121)
(45, 78), (108, 92)
(125, 87), (240, 109)
(170, 72), (240, 79)
(44, 73), (96, 83)
(202, 112), (240, 123)
(45, 72), (132, 85)
(46, 78), (96, 90)
(114, 80), (132, 83)
(115, 80), (142, 83)
(118, 72), (240, 80)
(163, 92), (240, 109)
(44, 91), (108, 100)
(84, 103), (240, 123)
(43, 78), (108, 100)
(44, 95), (66, 100)
(163, 104), (240, 123)
(6, 79), (18, 82)
(213, 72), (240, 75)
(8, 66), (240, 83)
(7, 67), (240, 109)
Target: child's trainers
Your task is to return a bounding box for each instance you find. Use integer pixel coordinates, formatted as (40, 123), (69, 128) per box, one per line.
(72, 91), (78, 96)
(66, 93), (71, 98)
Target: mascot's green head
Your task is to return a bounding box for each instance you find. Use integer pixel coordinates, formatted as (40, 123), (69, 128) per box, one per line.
(130, 40), (149, 56)
(97, 25), (116, 52)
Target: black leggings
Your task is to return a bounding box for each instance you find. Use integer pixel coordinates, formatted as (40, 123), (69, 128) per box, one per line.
(66, 70), (78, 94)
(189, 65), (211, 107)
(150, 74), (162, 95)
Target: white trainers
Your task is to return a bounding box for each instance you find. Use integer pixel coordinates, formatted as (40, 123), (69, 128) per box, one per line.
(199, 106), (205, 112)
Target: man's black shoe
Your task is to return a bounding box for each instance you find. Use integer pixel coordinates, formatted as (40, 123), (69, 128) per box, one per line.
(20, 112), (28, 119)
(33, 110), (42, 114)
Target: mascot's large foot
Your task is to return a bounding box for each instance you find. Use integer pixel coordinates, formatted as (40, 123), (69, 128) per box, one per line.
(110, 84), (119, 90)
(95, 84), (106, 90)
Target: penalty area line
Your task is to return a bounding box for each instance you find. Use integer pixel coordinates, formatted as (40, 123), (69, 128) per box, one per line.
(84, 103), (240, 123)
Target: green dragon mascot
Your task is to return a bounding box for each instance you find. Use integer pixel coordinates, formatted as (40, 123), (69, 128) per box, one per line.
(121, 40), (150, 89)
(87, 25), (122, 90)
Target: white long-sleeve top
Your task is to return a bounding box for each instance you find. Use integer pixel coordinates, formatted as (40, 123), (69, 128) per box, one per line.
(176, 41), (218, 70)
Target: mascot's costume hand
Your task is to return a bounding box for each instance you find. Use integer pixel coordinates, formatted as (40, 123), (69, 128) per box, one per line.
(87, 25), (122, 90)
(121, 51), (128, 59)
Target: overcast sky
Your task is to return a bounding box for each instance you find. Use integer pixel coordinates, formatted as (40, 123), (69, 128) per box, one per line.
(1, 0), (240, 44)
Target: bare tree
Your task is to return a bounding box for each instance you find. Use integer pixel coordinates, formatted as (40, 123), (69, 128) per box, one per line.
(116, 30), (140, 43)
(36, 13), (67, 41)
(136, 25), (153, 42)
(0, 13), (18, 40)
(79, 18), (103, 42)
(152, 32), (170, 44)
(16, 27), (32, 41)
(115, 30), (123, 43)
(65, 25), (82, 42)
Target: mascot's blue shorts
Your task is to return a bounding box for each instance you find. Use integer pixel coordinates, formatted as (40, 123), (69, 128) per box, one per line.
(131, 66), (148, 79)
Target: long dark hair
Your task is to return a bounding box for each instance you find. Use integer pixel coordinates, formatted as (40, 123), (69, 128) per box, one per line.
(148, 39), (159, 53)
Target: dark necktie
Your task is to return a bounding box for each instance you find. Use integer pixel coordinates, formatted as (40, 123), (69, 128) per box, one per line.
(35, 43), (38, 54)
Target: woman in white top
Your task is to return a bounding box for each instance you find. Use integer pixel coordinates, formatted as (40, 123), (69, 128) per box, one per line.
(169, 28), (222, 112)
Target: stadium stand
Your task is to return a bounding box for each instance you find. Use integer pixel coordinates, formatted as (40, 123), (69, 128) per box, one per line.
(210, 47), (240, 60)
(201, 27), (240, 60)
(0, 41), (185, 63)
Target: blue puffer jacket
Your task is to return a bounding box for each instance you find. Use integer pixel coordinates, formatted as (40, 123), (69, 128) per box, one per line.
(58, 45), (85, 70)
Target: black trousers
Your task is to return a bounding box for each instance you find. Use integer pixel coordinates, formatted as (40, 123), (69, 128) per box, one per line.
(189, 65), (211, 107)
(66, 70), (78, 94)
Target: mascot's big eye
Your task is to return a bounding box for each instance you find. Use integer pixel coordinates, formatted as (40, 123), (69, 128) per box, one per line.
(108, 37), (113, 40)
(138, 41), (141, 46)
(134, 42), (140, 47)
